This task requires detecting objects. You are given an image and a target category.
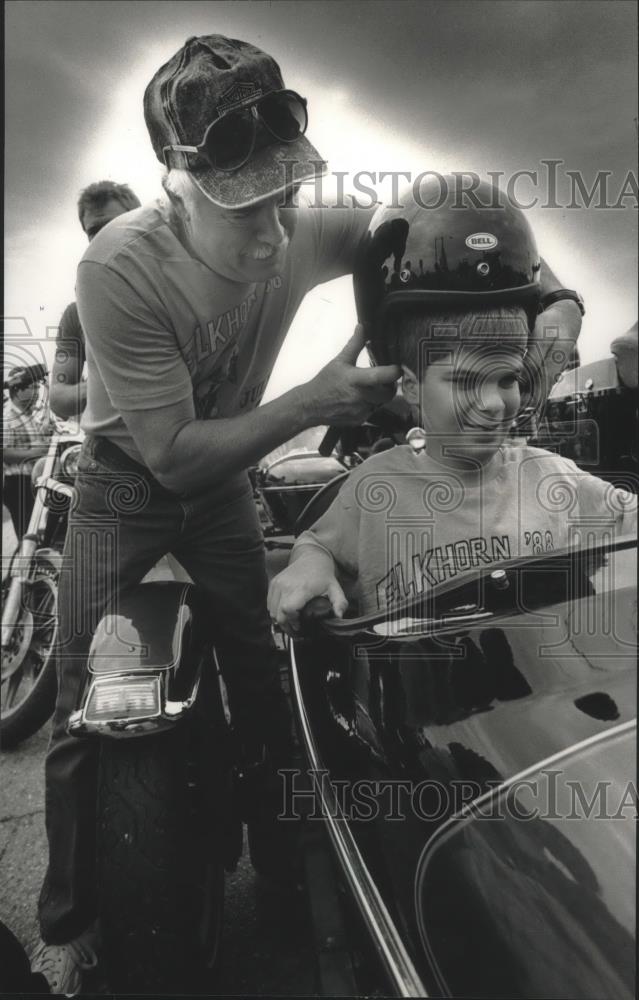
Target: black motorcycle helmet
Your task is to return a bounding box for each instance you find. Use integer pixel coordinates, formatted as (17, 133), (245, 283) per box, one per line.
(354, 175), (542, 364)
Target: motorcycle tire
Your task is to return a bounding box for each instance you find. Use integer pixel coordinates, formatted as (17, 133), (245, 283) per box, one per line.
(97, 723), (225, 994)
(1, 552), (59, 749)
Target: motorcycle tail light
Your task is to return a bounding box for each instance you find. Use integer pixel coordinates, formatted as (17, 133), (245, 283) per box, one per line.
(85, 676), (161, 722)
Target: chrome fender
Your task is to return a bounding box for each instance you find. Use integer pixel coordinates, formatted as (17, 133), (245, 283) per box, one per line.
(68, 582), (212, 738)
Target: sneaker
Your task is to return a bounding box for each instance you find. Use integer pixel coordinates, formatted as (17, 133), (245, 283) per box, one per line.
(29, 928), (98, 996)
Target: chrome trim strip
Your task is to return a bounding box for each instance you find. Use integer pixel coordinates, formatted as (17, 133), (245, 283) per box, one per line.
(373, 609), (493, 636)
(289, 640), (427, 998)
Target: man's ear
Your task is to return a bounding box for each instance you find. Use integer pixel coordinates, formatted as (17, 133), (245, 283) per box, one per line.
(401, 365), (420, 406)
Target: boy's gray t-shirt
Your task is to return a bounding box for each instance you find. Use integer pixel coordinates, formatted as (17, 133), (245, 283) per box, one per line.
(76, 194), (372, 464)
(296, 444), (637, 615)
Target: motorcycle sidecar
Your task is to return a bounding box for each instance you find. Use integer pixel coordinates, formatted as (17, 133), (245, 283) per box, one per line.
(289, 535), (637, 998)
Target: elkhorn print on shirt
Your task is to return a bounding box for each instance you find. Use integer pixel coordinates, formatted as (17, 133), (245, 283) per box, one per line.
(375, 533), (516, 608)
(185, 279), (283, 419)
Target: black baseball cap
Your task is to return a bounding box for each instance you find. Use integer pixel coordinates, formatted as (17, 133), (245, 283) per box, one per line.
(144, 35), (325, 209)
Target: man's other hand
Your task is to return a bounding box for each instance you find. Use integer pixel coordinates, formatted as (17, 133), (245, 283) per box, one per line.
(611, 321), (638, 389)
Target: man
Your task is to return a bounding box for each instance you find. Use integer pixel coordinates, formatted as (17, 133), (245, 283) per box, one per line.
(50, 181), (141, 420)
(31, 34), (581, 994)
(2, 368), (55, 539)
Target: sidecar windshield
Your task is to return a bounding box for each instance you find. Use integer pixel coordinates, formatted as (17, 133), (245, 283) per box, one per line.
(319, 534), (637, 641)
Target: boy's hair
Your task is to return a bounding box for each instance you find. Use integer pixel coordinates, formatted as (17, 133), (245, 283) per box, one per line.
(77, 181), (141, 229)
(385, 304), (529, 375)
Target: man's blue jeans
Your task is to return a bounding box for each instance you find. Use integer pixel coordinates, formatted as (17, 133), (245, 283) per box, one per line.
(38, 436), (290, 943)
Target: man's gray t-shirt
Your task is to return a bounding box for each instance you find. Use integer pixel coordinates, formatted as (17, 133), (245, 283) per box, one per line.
(76, 194), (372, 464)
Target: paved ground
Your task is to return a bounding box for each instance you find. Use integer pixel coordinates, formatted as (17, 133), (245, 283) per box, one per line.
(0, 722), (49, 949)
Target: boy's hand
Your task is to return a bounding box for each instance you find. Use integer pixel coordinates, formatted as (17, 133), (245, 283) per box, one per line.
(268, 560), (348, 635)
(302, 324), (401, 427)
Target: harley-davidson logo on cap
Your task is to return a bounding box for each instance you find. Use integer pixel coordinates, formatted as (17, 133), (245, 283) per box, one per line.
(217, 81), (263, 115)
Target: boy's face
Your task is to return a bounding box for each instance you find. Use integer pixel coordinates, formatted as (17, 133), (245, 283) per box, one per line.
(403, 338), (526, 469)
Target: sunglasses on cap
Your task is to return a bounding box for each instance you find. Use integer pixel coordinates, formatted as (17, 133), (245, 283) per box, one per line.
(163, 89), (308, 172)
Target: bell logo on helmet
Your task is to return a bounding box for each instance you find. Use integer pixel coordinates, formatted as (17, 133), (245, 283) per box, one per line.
(465, 232), (499, 250)
(356, 176), (541, 367)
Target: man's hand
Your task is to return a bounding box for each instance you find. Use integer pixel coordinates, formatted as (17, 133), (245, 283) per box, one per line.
(527, 260), (583, 402)
(122, 325), (400, 495)
(610, 323), (638, 389)
(301, 324), (401, 427)
(268, 548), (348, 635)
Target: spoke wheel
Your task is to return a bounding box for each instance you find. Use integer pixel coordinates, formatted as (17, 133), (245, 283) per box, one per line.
(1, 556), (59, 748)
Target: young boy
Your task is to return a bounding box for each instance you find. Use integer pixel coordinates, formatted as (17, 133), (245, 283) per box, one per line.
(268, 183), (636, 631)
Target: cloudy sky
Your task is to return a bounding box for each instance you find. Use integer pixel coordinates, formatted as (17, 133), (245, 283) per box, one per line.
(4, 0), (637, 392)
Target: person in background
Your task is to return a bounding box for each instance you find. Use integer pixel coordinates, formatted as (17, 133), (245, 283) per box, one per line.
(49, 181), (141, 421)
(2, 367), (55, 540)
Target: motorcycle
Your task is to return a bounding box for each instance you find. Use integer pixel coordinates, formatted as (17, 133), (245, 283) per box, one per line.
(1, 367), (82, 748)
(253, 449), (349, 542)
(67, 578), (239, 993)
(67, 556), (329, 993)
